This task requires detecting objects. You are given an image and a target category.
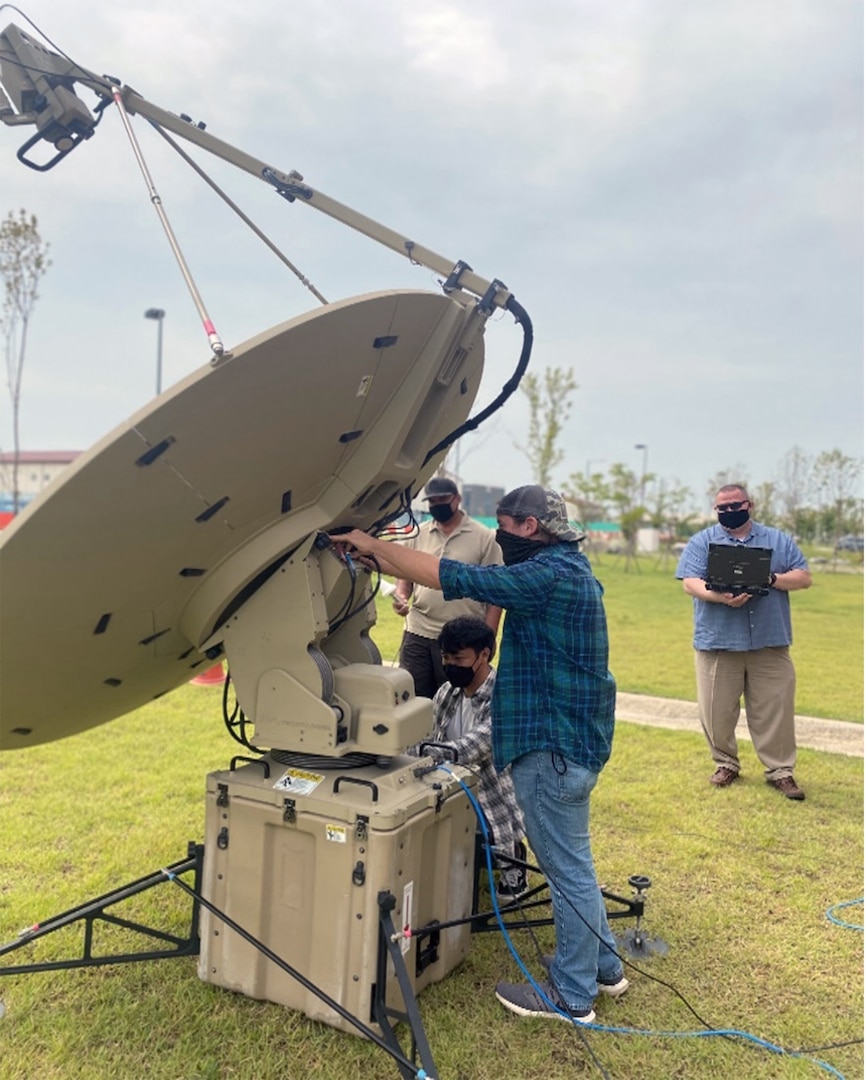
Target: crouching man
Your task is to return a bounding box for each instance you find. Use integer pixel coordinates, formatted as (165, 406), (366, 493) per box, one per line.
(408, 615), (528, 901)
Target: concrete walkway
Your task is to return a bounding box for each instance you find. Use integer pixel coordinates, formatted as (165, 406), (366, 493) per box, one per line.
(616, 692), (864, 758)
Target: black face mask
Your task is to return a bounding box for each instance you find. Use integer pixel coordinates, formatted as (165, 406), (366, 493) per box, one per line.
(496, 528), (542, 566)
(443, 662), (476, 689)
(717, 507), (750, 530)
(429, 503), (456, 523)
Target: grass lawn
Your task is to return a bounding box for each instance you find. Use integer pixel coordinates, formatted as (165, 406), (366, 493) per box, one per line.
(0, 552), (861, 1077)
(373, 555), (864, 721)
(0, 679), (862, 1080)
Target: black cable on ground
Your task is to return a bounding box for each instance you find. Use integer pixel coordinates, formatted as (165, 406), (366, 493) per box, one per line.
(425, 765), (855, 1079)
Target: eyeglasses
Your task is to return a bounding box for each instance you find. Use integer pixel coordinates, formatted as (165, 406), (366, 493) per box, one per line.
(715, 500), (748, 512)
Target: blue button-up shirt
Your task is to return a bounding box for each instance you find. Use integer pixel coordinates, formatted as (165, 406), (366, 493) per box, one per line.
(675, 522), (809, 651)
(439, 544), (616, 773)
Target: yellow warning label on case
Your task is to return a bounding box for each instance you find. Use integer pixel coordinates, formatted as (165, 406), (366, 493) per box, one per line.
(273, 768), (324, 796)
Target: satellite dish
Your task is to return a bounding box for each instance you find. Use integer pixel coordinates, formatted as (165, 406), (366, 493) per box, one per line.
(0, 288), (486, 748)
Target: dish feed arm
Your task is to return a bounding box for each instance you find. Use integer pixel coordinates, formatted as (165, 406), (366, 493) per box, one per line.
(0, 22), (510, 310)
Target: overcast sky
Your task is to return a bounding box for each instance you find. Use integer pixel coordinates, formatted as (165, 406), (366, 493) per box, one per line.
(0, 0), (861, 512)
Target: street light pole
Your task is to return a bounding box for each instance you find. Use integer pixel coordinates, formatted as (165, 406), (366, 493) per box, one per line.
(144, 308), (165, 396)
(634, 443), (648, 504)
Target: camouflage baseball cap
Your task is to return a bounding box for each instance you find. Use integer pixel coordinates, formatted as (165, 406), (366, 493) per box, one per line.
(496, 485), (582, 543)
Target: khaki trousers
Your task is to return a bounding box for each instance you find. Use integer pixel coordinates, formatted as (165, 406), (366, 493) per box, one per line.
(694, 646), (797, 779)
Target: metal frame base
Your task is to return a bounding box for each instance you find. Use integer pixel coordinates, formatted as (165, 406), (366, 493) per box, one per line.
(0, 833), (656, 1080)
(0, 843), (203, 975)
(468, 832), (647, 934)
(0, 844), (438, 1078)
(373, 891), (439, 1079)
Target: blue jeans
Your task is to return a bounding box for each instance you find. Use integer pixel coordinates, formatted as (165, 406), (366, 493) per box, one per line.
(511, 750), (623, 1011)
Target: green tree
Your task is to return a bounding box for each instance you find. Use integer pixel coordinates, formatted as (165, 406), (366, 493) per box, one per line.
(564, 468), (611, 522)
(812, 450), (863, 546)
(564, 462), (663, 568)
(752, 481), (778, 527)
(516, 365), (577, 487)
(648, 479), (697, 567)
(606, 462), (655, 570)
(1, 209), (51, 513)
(647, 478), (695, 534)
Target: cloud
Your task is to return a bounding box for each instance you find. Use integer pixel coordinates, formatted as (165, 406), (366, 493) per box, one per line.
(0, 0), (859, 506)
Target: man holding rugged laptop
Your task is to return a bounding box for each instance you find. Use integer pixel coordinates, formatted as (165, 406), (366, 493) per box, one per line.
(676, 483), (812, 800)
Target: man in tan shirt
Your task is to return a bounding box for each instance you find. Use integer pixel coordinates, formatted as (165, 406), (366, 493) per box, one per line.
(393, 476), (502, 697)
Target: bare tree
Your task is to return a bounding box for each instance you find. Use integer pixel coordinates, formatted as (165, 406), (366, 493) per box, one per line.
(1, 210), (51, 513)
(516, 366), (577, 487)
(705, 465), (750, 511)
(775, 446), (812, 536)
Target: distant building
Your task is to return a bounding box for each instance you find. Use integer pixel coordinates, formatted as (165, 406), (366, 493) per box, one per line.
(0, 450), (81, 513)
(582, 521), (623, 550)
(636, 526), (660, 553)
(462, 483), (505, 519)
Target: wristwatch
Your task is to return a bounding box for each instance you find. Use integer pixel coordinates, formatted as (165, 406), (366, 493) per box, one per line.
(769, 573), (778, 587)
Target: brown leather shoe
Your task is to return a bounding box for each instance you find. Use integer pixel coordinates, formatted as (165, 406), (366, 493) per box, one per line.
(709, 766), (739, 787)
(767, 775), (805, 800)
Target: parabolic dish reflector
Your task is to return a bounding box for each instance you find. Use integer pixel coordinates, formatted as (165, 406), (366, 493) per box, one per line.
(0, 289), (486, 748)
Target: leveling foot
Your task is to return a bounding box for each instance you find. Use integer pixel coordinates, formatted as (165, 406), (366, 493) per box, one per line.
(614, 874), (669, 958)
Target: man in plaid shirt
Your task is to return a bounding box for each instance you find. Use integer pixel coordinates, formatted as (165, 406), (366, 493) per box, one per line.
(407, 615), (528, 900)
(332, 485), (626, 1025)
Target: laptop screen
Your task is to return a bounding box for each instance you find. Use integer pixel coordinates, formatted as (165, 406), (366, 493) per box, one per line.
(706, 544), (773, 590)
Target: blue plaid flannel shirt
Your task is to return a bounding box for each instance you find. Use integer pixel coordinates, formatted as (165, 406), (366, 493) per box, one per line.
(439, 544), (616, 774)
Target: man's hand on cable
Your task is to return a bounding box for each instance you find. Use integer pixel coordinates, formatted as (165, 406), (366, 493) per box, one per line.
(329, 529), (408, 578)
(330, 529), (379, 555)
(420, 742), (459, 765)
(412, 744), (457, 778)
(329, 527), (442, 589)
(328, 529), (382, 574)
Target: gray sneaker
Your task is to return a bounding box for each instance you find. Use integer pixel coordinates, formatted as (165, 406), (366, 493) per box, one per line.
(540, 955), (629, 998)
(597, 975), (630, 998)
(494, 979), (595, 1024)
